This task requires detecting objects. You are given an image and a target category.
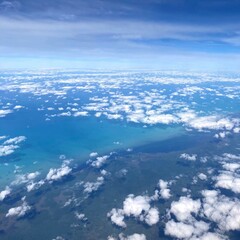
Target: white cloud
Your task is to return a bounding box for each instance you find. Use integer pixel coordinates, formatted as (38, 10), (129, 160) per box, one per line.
(119, 233), (146, 240)
(169, 196), (201, 221)
(75, 212), (87, 221)
(201, 189), (240, 231)
(180, 153), (197, 161)
(26, 180), (45, 192)
(198, 173), (207, 180)
(222, 163), (240, 172)
(142, 114), (177, 125)
(107, 208), (126, 228)
(165, 220), (195, 239)
(108, 194), (159, 227)
(89, 152), (98, 158)
(11, 171), (40, 185)
(123, 194), (151, 218)
(188, 116), (234, 131)
(6, 200), (31, 218)
(3, 136), (26, 145)
(143, 207), (159, 226)
(90, 155), (109, 168)
(46, 161), (72, 182)
(14, 105), (24, 109)
(73, 111), (88, 117)
(0, 109), (12, 117)
(0, 144), (19, 156)
(83, 176), (104, 194)
(215, 171), (240, 193)
(0, 186), (11, 201)
(151, 179), (172, 200)
(165, 219), (211, 240)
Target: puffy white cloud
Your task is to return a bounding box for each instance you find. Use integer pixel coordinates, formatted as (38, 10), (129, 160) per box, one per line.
(108, 194), (159, 227)
(222, 163), (240, 172)
(11, 171), (40, 185)
(75, 212), (87, 221)
(201, 189), (240, 231)
(123, 195), (150, 217)
(3, 136), (26, 145)
(180, 153), (197, 161)
(6, 200), (31, 218)
(142, 114), (177, 125)
(143, 207), (159, 226)
(151, 179), (172, 200)
(0, 109), (12, 117)
(215, 171), (240, 193)
(83, 176), (104, 194)
(198, 173), (207, 180)
(119, 233), (146, 240)
(0, 136), (7, 140)
(165, 220), (195, 239)
(195, 232), (224, 240)
(90, 155), (109, 168)
(187, 116), (235, 131)
(46, 161), (72, 182)
(14, 105), (24, 109)
(165, 219), (212, 240)
(222, 153), (240, 161)
(0, 144), (19, 156)
(107, 208), (126, 228)
(0, 186), (11, 201)
(0, 136), (27, 157)
(89, 152), (98, 158)
(169, 196), (201, 221)
(73, 111), (88, 117)
(26, 180), (45, 192)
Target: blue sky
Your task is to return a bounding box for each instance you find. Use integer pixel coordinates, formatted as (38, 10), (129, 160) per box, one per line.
(1, 0), (240, 70)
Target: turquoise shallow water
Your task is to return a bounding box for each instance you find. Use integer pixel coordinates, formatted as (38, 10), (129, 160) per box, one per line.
(0, 110), (183, 186)
(0, 70), (240, 240)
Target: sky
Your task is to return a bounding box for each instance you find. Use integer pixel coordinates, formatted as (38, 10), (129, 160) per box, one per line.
(1, 0), (240, 70)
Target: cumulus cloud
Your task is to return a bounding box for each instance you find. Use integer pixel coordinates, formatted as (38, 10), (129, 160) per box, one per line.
(46, 160), (72, 182)
(142, 114), (177, 125)
(201, 189), (240, 231)
(187, 116), (235, 131)
(165, 220), (195, 239)
(151, 179), (172, 200)
(73, 111), (88, 117)
(198, 173), (207, 180)
(143, 207), (159, 226)
(108, 194), (159, 227)
(180, 153), (197, 161)
(0, 135), (26, 157)
(89, 152), (98, 158)
(0, 186), (11, 201)
(0, 109), (12, 117)
(83, 176), (104, 194)
(165, 219), (210, 240)
(118, 233), (147, 240)
(75, 212), (88, 221)
(6, 199), (31, 218)
(3, 136), (26, 145)
(107, 208), (126, 228)
(169, 196), (201, 221)
(11, 171), (40, 185)
(215, 171), (240, 193)
(26, 180), (45, 192)
(0, 144), (19, 156)
(222, 163), (240, 172)
(90, 155), (109, 168)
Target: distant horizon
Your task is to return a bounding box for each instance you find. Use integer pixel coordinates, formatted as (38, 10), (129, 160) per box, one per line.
(1, 0), (240, 71)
